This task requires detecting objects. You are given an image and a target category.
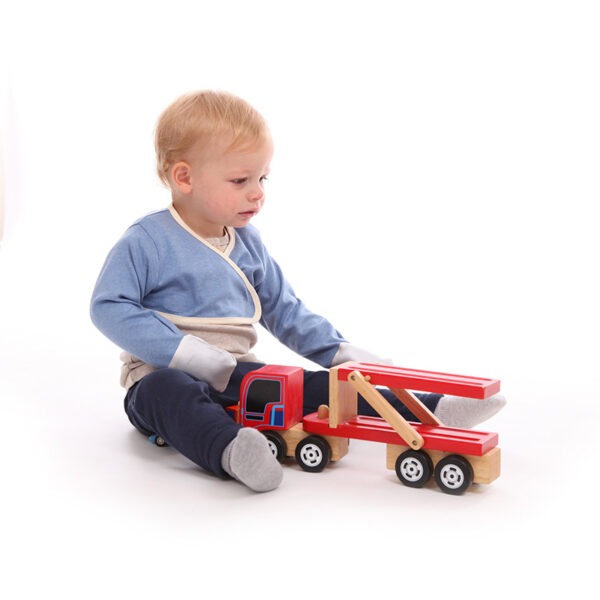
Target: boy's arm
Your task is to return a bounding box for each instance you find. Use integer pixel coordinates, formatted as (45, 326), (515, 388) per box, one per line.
(254, 240), (388, 368)
(90, 227), (235, 391)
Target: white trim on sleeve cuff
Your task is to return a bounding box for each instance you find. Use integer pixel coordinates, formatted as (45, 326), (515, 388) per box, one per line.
(169, 334), (236, 392)
(331, 342), (392, 366)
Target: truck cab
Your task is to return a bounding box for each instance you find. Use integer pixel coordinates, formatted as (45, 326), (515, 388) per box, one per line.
(238, 365), (304, 430)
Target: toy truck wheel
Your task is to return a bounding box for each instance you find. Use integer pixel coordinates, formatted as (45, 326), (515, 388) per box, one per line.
(264, 431), (287, 463)
(434, 455), (473, 495)
(149, 434), (168, 447)
(295, 436), (331, 473)
(395, 450), (433, 488)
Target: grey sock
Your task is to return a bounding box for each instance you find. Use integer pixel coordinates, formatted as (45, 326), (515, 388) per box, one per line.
(434, 394), (506, 428)
(221, 428), (283, 492)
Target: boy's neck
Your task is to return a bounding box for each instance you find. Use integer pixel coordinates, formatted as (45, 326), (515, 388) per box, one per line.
(171, 201), (225, 239)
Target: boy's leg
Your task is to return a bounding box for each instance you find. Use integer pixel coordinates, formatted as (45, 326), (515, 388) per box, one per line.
(302, 370), (441, 421)
(302, 369), (505, 427)
(125, 368), (240, 477)
(124, 365), (282, 491)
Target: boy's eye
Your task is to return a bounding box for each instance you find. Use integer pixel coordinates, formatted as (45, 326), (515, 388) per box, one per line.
(230, 176), (269, 185)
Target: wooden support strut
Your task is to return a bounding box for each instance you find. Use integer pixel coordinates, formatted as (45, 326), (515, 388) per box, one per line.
(388, 387), (441, 427)
(347, 370), (424, 450)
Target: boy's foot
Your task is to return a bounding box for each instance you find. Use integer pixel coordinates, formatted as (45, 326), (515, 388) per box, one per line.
(434, 394), (506, 428)
(221, 428), (283, 492)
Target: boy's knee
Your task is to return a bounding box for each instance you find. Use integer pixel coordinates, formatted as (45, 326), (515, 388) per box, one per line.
(131, 368), (216, 414)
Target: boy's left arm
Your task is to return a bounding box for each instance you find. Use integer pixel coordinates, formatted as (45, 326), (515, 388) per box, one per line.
(255, 246), (389, 368)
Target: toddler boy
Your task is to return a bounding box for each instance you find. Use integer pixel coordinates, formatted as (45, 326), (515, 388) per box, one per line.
(90, 91), (505, 493)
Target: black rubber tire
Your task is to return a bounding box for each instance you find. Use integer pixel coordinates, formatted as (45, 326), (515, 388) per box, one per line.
(395, 449), (433, 488)
(295, 436), (331, 473)
(434, 455), (474, 495)
(264, 431), (287, 463)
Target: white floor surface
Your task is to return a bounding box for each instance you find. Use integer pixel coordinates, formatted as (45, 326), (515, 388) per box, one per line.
(1, 328), (598, 599)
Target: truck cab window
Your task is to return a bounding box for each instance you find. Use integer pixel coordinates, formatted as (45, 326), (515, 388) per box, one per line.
(246, 379), (281, 415)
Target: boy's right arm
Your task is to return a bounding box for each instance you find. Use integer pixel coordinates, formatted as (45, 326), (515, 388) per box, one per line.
(89, 227), (235, 391)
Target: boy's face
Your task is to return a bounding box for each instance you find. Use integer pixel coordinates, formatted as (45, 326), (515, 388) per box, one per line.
(172, 136), (273, 238)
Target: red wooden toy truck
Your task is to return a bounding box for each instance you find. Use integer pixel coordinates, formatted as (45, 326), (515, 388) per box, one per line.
(228, 361), (501, 495)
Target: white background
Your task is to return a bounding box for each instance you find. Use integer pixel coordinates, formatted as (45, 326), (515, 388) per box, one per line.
(1, 1), (599, 598)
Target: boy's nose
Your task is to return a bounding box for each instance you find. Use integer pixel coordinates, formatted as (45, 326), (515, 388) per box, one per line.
(248, 186), (264, 202)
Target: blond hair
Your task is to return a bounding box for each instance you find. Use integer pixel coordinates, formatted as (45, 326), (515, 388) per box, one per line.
(154, 90), (269, 186)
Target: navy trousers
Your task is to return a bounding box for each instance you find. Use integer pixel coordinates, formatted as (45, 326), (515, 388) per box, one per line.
(124, 362), (442, 478)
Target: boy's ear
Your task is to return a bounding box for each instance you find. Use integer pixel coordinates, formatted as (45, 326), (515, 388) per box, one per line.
(171, 161), (192, 193)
